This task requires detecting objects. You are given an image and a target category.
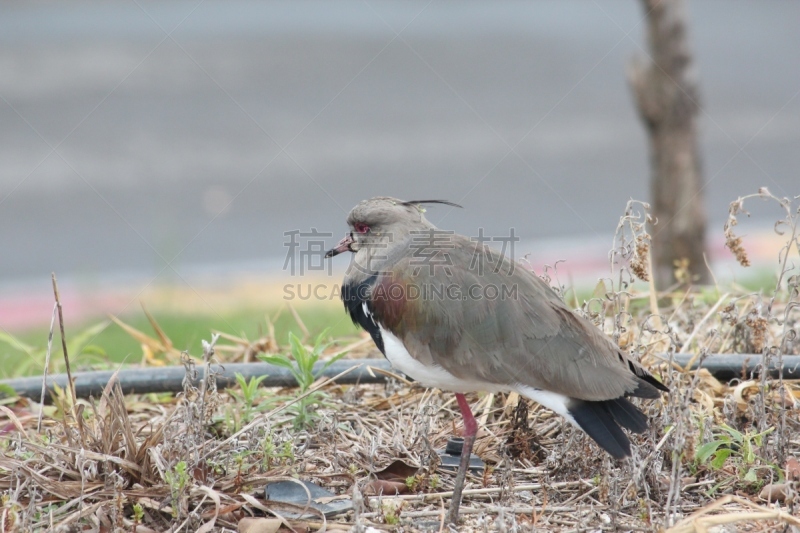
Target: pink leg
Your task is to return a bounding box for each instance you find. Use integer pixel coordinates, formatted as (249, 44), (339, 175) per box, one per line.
(456, 392), (478, 438)
(447, 393), (478, 525)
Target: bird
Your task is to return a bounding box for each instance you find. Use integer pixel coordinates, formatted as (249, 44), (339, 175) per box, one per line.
(325, 197), (667, 524)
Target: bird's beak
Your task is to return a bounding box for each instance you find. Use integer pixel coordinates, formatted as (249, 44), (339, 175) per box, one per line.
(325, 233), (354, 258)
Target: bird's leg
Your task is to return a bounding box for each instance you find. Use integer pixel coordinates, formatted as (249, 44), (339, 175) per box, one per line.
(447, 393), (478, 525)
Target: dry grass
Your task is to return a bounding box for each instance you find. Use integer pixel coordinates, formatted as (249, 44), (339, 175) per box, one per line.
(2, 190), (800, 532)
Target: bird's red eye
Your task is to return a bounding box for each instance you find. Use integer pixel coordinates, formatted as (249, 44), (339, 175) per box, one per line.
(354, 222), (370, 234)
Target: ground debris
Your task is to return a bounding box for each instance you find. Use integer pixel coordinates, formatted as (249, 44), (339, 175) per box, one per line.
(2, 281), (800, 531)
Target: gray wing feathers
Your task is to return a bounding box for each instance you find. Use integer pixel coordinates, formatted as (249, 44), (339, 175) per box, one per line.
(391, 236), (643, 401)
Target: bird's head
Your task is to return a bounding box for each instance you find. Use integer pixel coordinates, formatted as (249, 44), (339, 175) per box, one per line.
(325, 197), (462, 269)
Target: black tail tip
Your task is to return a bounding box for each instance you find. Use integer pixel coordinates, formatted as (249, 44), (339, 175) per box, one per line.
(568, 400), (635, 459)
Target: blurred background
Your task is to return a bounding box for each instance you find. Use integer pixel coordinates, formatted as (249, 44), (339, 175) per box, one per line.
(1, 1), (798, 366)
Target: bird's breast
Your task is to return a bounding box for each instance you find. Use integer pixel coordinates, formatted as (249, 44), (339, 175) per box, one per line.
(342, 275), (384, 354)
(378, 324), (505, 393)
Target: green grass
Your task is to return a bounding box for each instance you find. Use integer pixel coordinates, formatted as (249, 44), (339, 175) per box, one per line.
(0, 306), (359, 379)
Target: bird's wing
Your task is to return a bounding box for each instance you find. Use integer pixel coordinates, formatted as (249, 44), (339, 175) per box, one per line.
(368, 234), (662, 401)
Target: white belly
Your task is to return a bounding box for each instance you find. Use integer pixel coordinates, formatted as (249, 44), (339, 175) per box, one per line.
(377, 326), (576, 427)
(378, 325), (505, 393)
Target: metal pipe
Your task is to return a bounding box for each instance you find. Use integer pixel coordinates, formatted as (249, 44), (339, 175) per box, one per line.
(2, 354), (798, 403)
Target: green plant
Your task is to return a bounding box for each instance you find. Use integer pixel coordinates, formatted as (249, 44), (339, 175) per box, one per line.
(637, 498), (650, 522)
(232, 449), (253, 469)
(3, 306), (358, 378)
(260, 331), (343, 393)
(235, 372), (267, 405)
(382, 501), (403, 525)
(280, 440), (295, 463)
(132, 503), (144, 524)
(0, 323), (108, 378)
(260, 432), (295, 470)
(164, 461), (190, 518)
(223, 373), (272, 432)
(695, 424), (781, 485)
(261, 432), (277, 470)
(0, 384), (18, 404)
(33, 503), (62, 524)
(385, 510), (400, 525)
(231, 449), (256, 490)
(258, 330), (347, 429)
(205, 458), (225, 478)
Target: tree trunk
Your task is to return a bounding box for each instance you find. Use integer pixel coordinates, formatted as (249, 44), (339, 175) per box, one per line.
(628, 0), (709, 288)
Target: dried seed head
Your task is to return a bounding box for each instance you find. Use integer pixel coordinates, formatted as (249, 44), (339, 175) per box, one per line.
(729, 198), (747, 218)
(631, 235), (650, 282)
(724, 214), (751, 267)
(720, 302), (737, 326)
(725, 234), (750, 267)
(2, 503), (20, 532)
(745, 310), (769, 353)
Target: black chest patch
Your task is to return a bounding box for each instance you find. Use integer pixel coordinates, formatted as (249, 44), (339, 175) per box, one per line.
(342, 274), (385, 355)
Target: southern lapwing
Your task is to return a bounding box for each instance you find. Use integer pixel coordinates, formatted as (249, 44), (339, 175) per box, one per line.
(325, 197), (667, 524)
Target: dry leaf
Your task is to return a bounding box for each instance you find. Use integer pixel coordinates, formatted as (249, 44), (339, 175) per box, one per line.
(364, 479), (408, 496)
(759, 482), (795, 503)
(238, 517), (282, 533)
(372, 459), (418, 482)
(786, 457), (800, 481)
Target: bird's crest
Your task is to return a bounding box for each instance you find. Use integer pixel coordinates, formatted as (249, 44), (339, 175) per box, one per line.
(400, 199), (463, 213)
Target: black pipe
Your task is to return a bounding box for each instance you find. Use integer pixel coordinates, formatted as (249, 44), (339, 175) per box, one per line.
(2, 354), (798, 403)
(670, 353), (800, 382)
(2, 359), (393, 403)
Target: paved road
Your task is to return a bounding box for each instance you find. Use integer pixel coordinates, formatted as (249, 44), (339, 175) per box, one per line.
(1, 0), (798, 285)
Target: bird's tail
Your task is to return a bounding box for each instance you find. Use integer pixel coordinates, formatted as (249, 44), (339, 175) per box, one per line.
(516, 387), (651, 459)
(567, 397), (649, 459)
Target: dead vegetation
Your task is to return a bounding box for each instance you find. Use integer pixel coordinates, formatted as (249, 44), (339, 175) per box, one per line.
(2, 190), (800, 532)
